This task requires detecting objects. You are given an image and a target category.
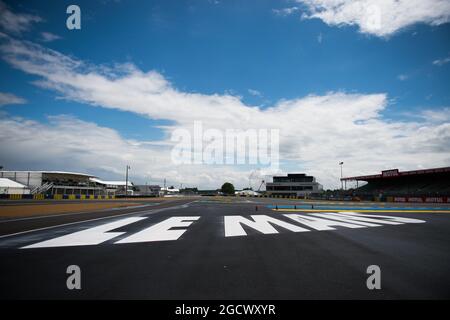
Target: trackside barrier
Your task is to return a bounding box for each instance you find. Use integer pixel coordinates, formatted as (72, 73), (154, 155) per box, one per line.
(391, 196), (450, 203)
(2, 194), (115, 200)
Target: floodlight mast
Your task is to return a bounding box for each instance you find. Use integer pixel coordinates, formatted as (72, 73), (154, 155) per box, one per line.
(339, 162), (344, 190)
(125, 165), (131, 196)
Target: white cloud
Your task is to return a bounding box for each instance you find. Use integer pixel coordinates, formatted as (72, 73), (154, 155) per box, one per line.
(0, 1), (42, 35)
(397, 74), (408, 81)
(296, 0), (450, 37)
(0, 115), (259, 189)
(273, 7), (300, 16)
(433, 56), (450, 66)
(0, 35), (449, 189)
(0, 92), (26, 106)
(40, 32), (61, 43)
(421, 107), (450, 123)
(248, 89), (262, 97)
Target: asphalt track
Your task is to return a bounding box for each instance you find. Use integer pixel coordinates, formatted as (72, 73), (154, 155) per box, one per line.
(0, 197), (449, 299)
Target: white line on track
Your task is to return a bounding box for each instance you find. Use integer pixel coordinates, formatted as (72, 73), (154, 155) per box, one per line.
(0, 201), (195, 240)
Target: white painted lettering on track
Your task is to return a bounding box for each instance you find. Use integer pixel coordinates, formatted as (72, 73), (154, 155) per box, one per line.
(282, 214), (368, 231)
(20, 212), (425, 248)
(224, 215), (309, 237)
(22, 217), (146, 249)
(116, 216), (200, 244)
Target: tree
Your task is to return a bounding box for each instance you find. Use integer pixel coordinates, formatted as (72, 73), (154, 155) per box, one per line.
(221, 182), (235, 195)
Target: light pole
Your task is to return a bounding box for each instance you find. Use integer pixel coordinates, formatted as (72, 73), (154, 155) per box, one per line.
(125, 165), (131, 196)
(339, 162), (344, 190)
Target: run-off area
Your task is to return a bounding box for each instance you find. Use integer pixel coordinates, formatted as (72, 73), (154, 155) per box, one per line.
(21, 212), (425, 249)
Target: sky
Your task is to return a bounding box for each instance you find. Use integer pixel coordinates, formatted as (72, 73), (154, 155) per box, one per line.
(0, 0), (449, 190)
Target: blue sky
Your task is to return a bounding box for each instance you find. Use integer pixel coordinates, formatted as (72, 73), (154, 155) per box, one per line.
(0, 0), (449, 189)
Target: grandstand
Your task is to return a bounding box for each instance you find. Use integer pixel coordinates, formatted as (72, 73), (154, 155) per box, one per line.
(341, 167), (450, 202)
(0, 171), (130, 197)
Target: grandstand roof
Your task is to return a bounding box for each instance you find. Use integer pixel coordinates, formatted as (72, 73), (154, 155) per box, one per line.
(341, 166), (450, 182)
(0, 170), (96, 178)
(90, 178), (131, 186)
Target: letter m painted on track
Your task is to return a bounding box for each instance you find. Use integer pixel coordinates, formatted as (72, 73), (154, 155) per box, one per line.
(224, 215), (309, 237)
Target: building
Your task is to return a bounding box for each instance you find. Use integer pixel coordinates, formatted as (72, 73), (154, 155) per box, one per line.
(161, 186), (180, 195)
(265, 173), (323, 197)
(0, 171), (103, 195)
(0, 171), (134, 196)
(133, 184), (162, 197)
(0, 178), (30, 195)
(341, 167), (450, 202)
(90, 178), (133, 196)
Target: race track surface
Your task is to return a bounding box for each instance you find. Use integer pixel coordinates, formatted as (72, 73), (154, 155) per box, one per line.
(0, 198), (449, 299)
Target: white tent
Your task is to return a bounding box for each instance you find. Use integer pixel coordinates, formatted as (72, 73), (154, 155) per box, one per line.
(0, 178), (30, 195)
(235, 189), (261, 196)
